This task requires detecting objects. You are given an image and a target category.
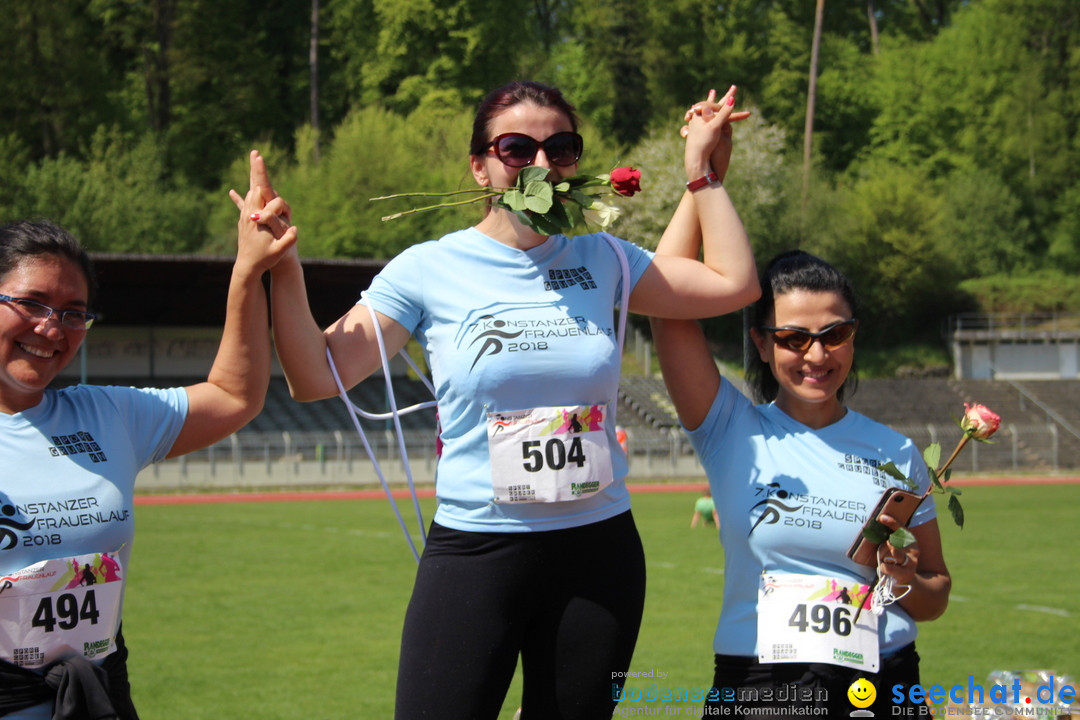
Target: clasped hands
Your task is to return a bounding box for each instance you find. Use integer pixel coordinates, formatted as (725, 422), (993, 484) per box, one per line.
(679, 85), (752, 183)
(229, 150), (297, 273)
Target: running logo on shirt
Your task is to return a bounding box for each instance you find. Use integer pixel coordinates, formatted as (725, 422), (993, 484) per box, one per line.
(461, 306), (614, 372)
(48, 432), (108, 464)
(748, 482), (871, 536)
(0, 506), (36, 551)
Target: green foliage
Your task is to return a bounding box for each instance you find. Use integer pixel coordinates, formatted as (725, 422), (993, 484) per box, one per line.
(0, 135), (32, 221)
(566, 0), (652, 147)
(3, 0), (1080, 342)
(616, 107), (790, 255)
(809, 159), (952, 344)
(9, 128), (207, 253)
(0, 0), (123, 161)
(931, 167), (1037, 278)
(1047, 181), (1080, 272)
(207, 106), (478, 259)
(644, 0), (773, 114)
(958, 271), (1080, 314)
(362, 0), (534, 113)
(868, 0), (1079, 254)
(812, 36), (879, 173)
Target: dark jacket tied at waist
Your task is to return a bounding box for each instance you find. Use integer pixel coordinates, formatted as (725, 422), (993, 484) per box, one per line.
(0, 629), (138, 720)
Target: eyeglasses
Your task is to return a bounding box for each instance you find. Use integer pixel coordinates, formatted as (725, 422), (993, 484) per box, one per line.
(0, 294), (97, 330)
(486, 132), (583, 168)
(759, 319), (858, 353)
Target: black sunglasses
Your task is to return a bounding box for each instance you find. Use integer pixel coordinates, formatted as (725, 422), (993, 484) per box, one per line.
(486, 132), (583, 168)
(759, 319), (858, 353)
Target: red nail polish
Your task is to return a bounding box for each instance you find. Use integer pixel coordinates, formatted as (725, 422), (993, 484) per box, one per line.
(250, 213), (261, 221)
(727, 96), (736, 106)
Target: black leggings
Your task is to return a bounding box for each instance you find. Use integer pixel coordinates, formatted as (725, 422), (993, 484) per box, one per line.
(394, 511), (646, 720)
(706, 642), (923, 716)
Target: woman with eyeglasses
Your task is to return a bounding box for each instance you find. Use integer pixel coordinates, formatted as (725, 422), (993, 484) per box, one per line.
(0, 153), (294, 720)
(254, 80), (759, 719)
(650, 249), (951, 716)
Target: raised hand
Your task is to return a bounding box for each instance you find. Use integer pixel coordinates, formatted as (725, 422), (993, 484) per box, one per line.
(230, 150), (297, 273)
(229, 150), (292, 240)
(680, 86), (751, 183)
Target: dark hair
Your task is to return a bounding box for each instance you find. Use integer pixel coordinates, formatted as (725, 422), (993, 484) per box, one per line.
(745, 250), (859, 404)
(0, 219), (97, 306)
(468, 81), (580, 156)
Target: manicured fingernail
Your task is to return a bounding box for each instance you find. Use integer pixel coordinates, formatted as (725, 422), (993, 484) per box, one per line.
(727, 96), (736, 106)
(250, 213), (261, 221)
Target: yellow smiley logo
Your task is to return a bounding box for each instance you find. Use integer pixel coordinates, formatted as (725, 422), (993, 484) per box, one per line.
(848, 678), (876, 709)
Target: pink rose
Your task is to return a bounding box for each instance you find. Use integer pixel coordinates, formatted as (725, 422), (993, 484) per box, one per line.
(961, 403), (1001, 440)
(609, 166), (642, 197)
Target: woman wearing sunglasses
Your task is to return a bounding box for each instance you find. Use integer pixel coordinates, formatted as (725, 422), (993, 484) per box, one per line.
(0, 153), (294, 720)
(650, 249), (951, 716)
(256, 80), (759, 719)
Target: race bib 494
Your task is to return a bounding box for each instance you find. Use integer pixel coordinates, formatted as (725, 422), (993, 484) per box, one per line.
(0, 551), (124, 668)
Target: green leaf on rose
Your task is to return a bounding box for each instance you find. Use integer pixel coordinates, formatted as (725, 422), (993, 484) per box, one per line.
(568, 189), (594, 208)
(501, 188), (526, 212)
(888, 527), (916, 549)
(923, 442), (942, 471)
(514, 209), (561, 236)
(522, 179), (554, 213)
(948, 494), (965, 529)
(862, 518), (891, 545)
(374, 163), (640, 234)
(517, 166), (550, 185)
(878, 462), (918, 490)
(564, 201), (585, 228)
(544, 196), (571, 228)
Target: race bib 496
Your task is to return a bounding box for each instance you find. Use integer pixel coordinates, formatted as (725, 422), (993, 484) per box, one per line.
(757, 572), (880, 672)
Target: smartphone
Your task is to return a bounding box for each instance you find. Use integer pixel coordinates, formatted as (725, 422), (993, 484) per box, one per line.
(846, 488), (923, 567)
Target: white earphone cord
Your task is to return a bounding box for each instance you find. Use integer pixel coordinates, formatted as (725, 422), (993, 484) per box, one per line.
(326, 292), (436, 563)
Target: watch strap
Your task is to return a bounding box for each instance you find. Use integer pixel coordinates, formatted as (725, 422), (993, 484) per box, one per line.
(685, 170), (720, 192)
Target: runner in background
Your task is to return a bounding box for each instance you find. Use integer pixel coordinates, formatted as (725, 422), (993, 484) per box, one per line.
(690, 487), (719, 528)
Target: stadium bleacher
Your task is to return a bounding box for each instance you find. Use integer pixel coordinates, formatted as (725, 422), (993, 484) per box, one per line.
(55, 373), (1080, 472)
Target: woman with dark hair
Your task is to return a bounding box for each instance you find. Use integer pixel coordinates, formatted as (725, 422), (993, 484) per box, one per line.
(650, 248), (951, 716)
(0, 152), (294, 720)
(255, 80), (759, 719)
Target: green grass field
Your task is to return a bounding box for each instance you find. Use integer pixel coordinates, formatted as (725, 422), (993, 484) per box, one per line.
(123, 483), (1080, 718)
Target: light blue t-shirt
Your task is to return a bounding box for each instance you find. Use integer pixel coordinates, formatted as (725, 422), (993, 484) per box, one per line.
(362, 227), (654, 532)
(686, 377), (935, 658)
(1, 384), (188, 720)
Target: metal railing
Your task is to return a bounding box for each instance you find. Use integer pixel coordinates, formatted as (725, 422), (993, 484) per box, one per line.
(137, 422), (1069, 492)
(950, 313), (1080, 339)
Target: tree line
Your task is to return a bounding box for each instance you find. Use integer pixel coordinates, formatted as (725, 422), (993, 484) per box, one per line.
(1, 0), (1078, 361)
